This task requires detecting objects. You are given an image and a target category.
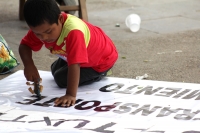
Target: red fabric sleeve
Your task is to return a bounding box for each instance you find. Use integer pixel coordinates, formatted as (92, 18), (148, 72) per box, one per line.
(65, 30), (88, 66)
(20, 30), (43, 51)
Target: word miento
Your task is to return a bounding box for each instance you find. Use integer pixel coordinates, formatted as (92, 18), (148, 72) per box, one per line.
(99, 83), (200, 100)
(17, 97), (200, 121)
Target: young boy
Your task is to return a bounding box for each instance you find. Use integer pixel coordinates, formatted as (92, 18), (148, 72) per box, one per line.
(19, 0), (118, 107)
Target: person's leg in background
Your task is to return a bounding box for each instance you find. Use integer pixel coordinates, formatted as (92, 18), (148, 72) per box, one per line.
(55, 0), (76, 15)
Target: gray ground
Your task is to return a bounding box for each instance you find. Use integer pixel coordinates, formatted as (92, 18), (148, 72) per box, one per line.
(0, 0), (200, 84)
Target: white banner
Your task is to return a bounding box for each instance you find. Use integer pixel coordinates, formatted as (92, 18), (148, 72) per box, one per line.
(0, 70), (200, 133)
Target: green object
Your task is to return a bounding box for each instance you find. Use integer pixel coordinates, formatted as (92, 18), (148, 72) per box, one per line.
(106, 69), (112, 76)
(137, 86), (143, 89)
(0, 34), (19, 74)
(115, 23), (120, 27)
(122, 56), (126, 59)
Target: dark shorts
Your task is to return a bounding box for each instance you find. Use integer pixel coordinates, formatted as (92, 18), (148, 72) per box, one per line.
(51, 58), (110, 88)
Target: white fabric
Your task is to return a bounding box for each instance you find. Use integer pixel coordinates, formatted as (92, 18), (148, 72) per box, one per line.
(0, 70), (200, 132)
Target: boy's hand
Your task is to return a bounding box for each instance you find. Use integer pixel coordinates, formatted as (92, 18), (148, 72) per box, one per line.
(54, 94), (76, 107)
(24, 65), (40, 82)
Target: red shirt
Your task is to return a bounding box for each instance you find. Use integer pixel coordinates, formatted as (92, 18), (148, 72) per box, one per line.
(21, 13), (118, 72)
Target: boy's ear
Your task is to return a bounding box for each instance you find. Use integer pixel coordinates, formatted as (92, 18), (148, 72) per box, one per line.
(58, 14), (64, 23)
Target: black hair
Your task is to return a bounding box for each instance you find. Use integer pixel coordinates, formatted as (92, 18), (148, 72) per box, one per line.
(23, 0), (61, 27)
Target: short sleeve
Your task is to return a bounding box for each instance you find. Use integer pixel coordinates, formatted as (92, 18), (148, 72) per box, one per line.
(65, 30), (88, 66)
(20, 30), (43, 51)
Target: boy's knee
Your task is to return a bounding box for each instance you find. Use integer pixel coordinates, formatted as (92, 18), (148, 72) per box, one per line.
(53, 72), (67, 88)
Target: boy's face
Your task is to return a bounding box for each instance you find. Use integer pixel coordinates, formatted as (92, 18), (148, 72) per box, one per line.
(29, 14), (64, 43)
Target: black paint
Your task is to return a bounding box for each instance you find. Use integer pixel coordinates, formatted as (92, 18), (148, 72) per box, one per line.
(0, 115), (27, 123)
(182, 90), (200, 100)
(86, 122), (116, 133)
(115, 85), (138, 94)
(44, 117), (51, 126)
(75, 100), (101, 110)
(94, 102), (121, 112)
(0, 112), (5, 116)
(130, 104), (162, 116)
(156, 107), (182, 117)
(134, 86), (163, 95)
(16, 96), (46, 105)
(113, 103), (139, 114)
(99, 83), (124, 92)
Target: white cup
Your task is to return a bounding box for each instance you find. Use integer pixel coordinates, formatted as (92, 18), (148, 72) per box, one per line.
(125, 14), (141, 32)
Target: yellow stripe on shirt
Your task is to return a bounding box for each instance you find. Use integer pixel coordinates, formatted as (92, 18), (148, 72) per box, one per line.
(56, 14), (90, 49)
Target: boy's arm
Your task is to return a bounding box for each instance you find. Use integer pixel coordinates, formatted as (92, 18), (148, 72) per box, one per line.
(54, 63), (80, 106)
(19, 44), (40, 82)
(19, 44), (33, 66)
(67, 64), (80, 97)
